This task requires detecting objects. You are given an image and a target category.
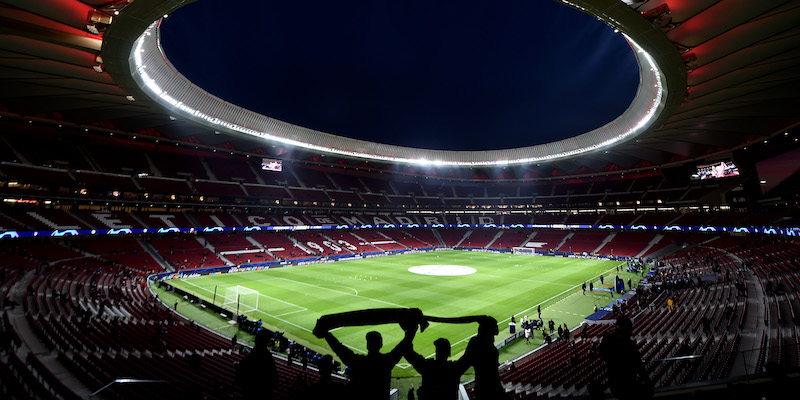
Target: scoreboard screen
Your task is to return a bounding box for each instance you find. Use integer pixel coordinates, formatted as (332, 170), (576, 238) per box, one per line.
(695, 160), (739, 180)
(261, 158), (282, 172)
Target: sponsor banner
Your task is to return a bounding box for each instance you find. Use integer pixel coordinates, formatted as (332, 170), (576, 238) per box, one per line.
(5, 223), (800, 241)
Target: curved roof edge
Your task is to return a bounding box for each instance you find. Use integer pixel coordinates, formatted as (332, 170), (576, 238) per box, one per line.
(102, 0), (686, 167)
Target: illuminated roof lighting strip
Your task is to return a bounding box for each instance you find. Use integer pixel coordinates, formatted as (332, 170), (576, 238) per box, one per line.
(130, 13), (666, 167)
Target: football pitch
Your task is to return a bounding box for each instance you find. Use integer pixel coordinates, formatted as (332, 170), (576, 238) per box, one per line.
(169, 250), (627, 373)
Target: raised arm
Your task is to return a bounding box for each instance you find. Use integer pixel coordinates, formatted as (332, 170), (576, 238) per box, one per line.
(388, 321), (418, 362)
(323, 331), (356, 365)
(453, 349), (473, 376)
(404, 344), (426, 371)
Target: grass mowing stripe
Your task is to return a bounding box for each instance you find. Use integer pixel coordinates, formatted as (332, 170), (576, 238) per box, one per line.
(168, 251), (635, 377)
(273, 277), (407, 308)
(474, 273), (575, 287)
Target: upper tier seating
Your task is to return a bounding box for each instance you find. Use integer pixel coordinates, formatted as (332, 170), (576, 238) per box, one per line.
(203, 156), (259, 183)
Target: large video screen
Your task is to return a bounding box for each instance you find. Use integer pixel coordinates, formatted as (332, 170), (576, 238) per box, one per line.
(261, 158), (282, 172)
(695, 160), (739, 180)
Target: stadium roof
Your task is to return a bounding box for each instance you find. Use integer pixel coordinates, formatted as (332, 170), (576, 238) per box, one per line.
(1, 0), (799, 178)
(158, 1), (643, 153)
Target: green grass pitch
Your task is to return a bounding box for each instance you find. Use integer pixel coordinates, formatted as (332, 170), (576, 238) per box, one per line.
(168, 250), (628, 375)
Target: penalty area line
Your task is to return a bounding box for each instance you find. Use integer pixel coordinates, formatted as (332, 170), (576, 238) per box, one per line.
(180, 280), (313, 334)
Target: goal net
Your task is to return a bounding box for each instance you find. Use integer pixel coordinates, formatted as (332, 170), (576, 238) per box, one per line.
(512, 247), (537, 256)
(222, 285), (259, 314)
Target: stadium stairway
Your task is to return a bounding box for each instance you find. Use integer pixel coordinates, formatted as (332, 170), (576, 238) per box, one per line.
(492, 248), (775, 399)
(703, 246), (766, 377)
(455, 230), (471, 247)
(592, 233), (615, 255)
(284, 234), (313, 257)
(2, 259), (341, 400)
(484, 230), (506, 249)
(637, 233), (665, 258)
(195, 237), (234, 267)
(432, 229), (446, 247)
(3, 269), (91, 398)
(135, 237), (173, 272)
(518, 230), (539, 248)
(554, 231), (573, 253)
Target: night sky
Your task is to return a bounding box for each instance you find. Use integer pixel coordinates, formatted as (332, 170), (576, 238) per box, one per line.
(160, 0), (639, 151)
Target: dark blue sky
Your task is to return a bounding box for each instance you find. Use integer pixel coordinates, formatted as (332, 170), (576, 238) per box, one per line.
(161, 0), (638, 151)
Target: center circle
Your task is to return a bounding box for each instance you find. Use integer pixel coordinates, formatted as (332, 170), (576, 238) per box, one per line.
(408, 265), (477, 276)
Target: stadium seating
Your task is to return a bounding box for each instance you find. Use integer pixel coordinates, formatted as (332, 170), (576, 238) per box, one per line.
(404, 229), (442, 248)
(5, 250), (333, 400)
(1, 113), (800, 400)
(137, 176), (194, 196)
(596, 232), (659, 258)
(379, 229), (433, 249)
(149, 235), (227, 269)
(2, 203), (799, 400)
(73, 236), (163, 273)
(558, 232), (610, 255)
(437, 229), (470, 247)
(203, 156), (259, 183)
(248, 232), (306, 261)
(350, 230), (405, 252)
(490, 229), (530, 250)
(461, 229), (500, 249)
(493, 243), (764, 398)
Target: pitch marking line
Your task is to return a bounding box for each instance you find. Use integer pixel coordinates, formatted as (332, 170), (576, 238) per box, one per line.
(229, 284), (310, 314)
(248, 277), (362, 298)
(419, 261), (628, 359)
(275, 309), (307, 317)
(222, 283), (308, 313)
(501, 262), (624, 324)
(273, 277), (407, 309)
(317, 284), (359, 296)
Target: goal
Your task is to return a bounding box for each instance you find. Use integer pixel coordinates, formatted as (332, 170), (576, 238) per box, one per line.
(222, 285), (259, 314)
(512, 247), (537, 256)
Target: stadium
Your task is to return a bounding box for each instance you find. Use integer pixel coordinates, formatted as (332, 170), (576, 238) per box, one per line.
(1, 0), (799, 399)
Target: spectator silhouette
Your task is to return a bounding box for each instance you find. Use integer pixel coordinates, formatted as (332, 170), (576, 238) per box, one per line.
(764, 361), (791, 400)
(293, 354), (343, 400)
(405, 337), (470, 399)
(598, 315), (653, 400)
(0, 325), (14, 354)
(236, 329), (278, 400)
(308, 354), (344, 399)
(463, 317), (506, 400)
(320, 321), (417, 400)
